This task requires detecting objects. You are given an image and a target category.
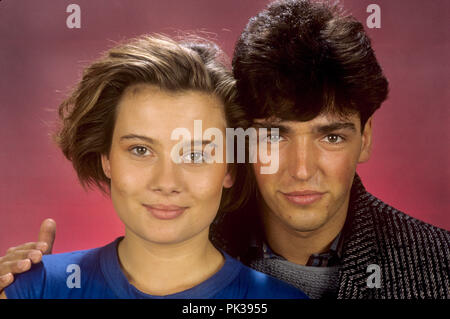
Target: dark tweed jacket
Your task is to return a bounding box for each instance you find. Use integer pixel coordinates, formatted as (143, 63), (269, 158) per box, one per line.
(211, 175), (450, 299)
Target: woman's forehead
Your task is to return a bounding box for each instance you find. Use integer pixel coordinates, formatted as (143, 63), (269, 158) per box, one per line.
(114, 86), (227, 138)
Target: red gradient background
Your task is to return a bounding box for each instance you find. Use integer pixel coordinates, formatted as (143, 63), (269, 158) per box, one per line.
(0, 0), (449, 254)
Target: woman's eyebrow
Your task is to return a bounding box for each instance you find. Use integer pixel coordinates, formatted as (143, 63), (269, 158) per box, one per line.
(313, 122), (357, 134)
(120, 134), (159, 145)
(121, 134), (216, 147)
(177, 140), (216, 148)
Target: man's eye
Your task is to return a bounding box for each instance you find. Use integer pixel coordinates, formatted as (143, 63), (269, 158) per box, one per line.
(324, 134), (344, 144)
(130, 146), (151, 156)
(262, 134), (284, 143)
(182, 151), (207, 163)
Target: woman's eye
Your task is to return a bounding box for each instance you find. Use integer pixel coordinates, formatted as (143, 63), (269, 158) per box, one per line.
(130, 146), (151, 156)
(324, 134), (344, 144)
(182, 151), (207, 163)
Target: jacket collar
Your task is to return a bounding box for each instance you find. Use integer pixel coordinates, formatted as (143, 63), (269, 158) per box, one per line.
(337, 174), (380, 298)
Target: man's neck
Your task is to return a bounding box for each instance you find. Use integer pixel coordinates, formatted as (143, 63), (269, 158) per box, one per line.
(117, 229), (224, 296)
(261, 199), (349, 266)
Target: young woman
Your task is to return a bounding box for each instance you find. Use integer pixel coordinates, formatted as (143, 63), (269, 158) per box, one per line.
(1, 35), (307, 299)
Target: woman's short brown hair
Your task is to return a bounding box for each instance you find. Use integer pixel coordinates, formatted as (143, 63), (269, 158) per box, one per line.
(54, 34), (249, 212)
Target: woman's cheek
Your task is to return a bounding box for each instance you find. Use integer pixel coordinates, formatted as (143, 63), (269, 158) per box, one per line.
(186, 167), (226, 200)
(111, 160), (145, 197)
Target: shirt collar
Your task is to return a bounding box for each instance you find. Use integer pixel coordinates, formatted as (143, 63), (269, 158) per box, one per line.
(258, 229), (345, 267)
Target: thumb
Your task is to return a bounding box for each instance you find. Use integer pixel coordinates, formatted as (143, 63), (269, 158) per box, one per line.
(38, 218), (56, 254)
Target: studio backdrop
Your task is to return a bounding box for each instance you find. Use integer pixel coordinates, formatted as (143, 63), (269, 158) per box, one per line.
(0, 0), (448, 253)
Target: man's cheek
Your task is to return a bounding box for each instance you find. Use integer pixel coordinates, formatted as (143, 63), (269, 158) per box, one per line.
(320, 152), (357, 195)
(322, 150), (357, 173)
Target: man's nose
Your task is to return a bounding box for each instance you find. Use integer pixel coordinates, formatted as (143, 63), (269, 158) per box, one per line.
(149, 156), (183, 195)
(286, 138), (318, 181)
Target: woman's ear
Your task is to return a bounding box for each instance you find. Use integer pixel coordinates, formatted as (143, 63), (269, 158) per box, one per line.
(358, 116), (373, 163)
(223, 173), (234, 189)
(223, 166), (235, 189)
(101, 153), (111, 179)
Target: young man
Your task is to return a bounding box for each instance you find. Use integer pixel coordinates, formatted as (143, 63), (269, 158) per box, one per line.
(211, 0), (449, 299)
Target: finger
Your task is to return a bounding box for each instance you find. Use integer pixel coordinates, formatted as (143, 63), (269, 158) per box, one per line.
(1, 249), (43, 264)
(0, 273), (14, 290)
(5, 242), (48, 255)
(0, 259), (31, 276)
(38, 218), (56, 254)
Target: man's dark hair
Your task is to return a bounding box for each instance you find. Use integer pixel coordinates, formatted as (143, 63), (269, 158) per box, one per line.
(232, 0), (389, 129)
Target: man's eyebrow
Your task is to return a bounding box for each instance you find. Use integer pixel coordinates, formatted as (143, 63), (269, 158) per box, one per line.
(252, 122), (292, 134)
(314, 122), (357, 134)
(120, 134), (158, 145)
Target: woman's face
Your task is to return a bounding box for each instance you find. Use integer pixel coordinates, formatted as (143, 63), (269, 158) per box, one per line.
(101, 84), (233, 245)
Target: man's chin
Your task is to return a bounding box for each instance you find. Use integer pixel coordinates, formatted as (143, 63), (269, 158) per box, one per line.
(278, 209), (330, 234)
(290, 223), (329, 234)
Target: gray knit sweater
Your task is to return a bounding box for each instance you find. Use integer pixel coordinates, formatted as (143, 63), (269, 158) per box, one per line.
(250, 259), (340, 299)
(211, 175), (450, 299)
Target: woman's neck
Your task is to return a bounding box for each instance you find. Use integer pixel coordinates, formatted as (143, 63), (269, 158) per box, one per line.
(117, 229), (224, 296)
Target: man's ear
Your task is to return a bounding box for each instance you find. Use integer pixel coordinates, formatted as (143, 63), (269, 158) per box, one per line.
(101, 153), (112, 179)
(358, 116), (373, 163)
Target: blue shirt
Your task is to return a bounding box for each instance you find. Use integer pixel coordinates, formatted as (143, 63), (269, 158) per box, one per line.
(5, 238), (308, 299)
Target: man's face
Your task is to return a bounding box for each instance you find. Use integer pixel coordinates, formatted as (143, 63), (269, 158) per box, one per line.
(252, 112), (372, 234)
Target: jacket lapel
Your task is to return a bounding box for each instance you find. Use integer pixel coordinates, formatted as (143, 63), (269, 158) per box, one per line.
(337, 175), (381, 299)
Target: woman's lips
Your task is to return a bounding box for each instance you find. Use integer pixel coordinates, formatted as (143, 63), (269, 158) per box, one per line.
(281, 191), (325, 206)
(143, 204), (187, 220)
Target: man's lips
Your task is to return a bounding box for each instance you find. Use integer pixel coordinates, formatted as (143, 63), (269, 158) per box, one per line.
(143, 204), (188, 220)
(281, 190), (325, 206)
